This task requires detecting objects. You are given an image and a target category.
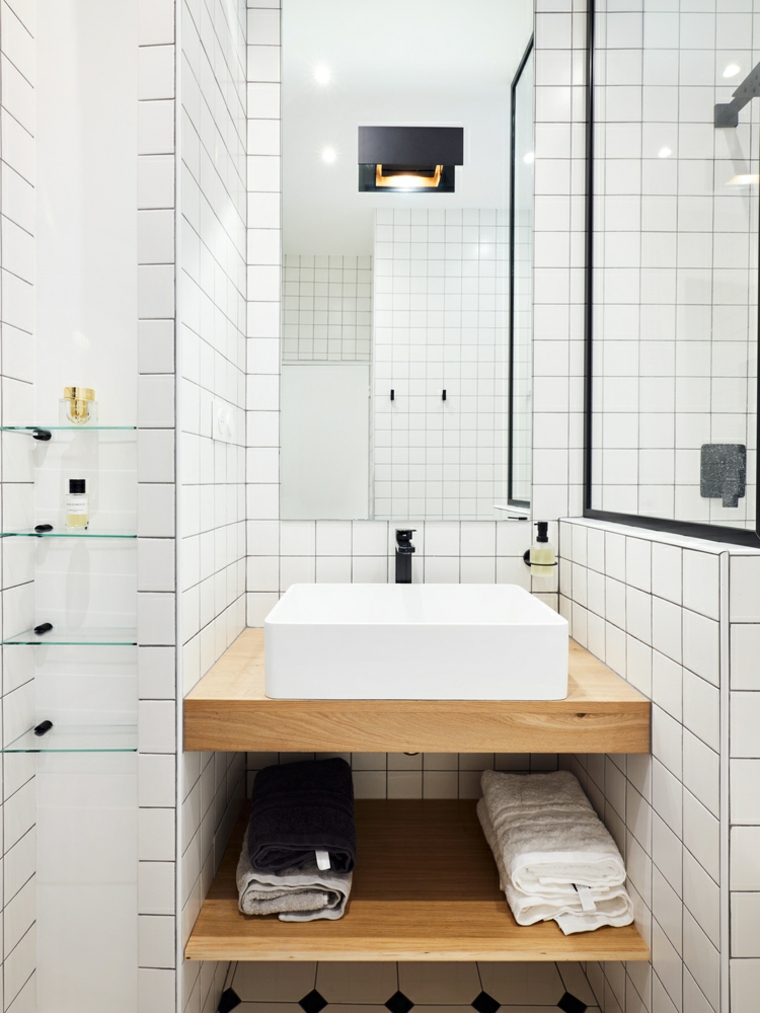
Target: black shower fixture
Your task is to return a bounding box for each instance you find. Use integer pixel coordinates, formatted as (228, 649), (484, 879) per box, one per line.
(358, 126), (463, 192)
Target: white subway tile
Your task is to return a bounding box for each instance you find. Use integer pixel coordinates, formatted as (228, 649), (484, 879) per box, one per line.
(138, 915), (175, 969)
(731, 557), (760, 622)
(138, 700), (176, 754)
(651, 597), (682, 663)
(731, 759), (760, 823)
(138, 431), (175, 484)
(138, 647), (175, 700)
(731, 624), (760, 690)
(683, 794), (719, 893)
(683, 731), (719, 818)
(139, 754), (176, 809)
(139, 862), (175, 916)
(732, 894), (760, 958)
(138, 808), (175, 862)
(683, 609), (719, 687)
(138, 0), (174, 45)
(138, 45), (174, 101)
(138, 538), (175, 592)
(682, 550), (720, 620)
(138, 968), (176, 1013)
(683, 670), (719, 752)
(138, 592), (176, 646)
(626, 537), (652, 592)
(138, 100), (175, 155)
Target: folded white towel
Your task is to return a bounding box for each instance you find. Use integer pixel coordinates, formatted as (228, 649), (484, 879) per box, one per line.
(477, 799), (633, 934)
(479, 770), (634, 935)
(236, 827), (352, 922)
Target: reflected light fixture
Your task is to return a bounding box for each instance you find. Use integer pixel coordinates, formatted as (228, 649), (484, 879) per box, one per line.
(523, 151), (535, 164)
(314, 64), (331, 85)
(322, 147), (337, 164)
(727, 173), (759, 185)
(358, 126), (463, 193)
(375, 164), (443, 189)
(658, 147), (672, 158)
(723, 63), (741, 78)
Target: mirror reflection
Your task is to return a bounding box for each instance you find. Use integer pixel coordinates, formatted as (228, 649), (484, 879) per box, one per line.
(280, 0), (534, 521)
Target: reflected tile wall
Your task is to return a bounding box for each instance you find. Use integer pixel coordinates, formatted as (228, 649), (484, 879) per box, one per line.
(372, 208), (510, 521)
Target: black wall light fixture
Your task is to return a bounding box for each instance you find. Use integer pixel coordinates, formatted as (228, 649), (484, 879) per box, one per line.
(358, 126), (463, 193)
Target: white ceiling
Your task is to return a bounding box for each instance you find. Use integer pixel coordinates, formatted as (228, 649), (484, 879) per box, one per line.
(282, 0), (534, 256)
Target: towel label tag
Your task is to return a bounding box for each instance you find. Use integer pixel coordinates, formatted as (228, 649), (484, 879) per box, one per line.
(315, 850), (331, 871)
(574, 885), (597, 912)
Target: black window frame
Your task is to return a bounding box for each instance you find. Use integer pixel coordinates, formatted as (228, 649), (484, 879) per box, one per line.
(583, 0), (760, 547)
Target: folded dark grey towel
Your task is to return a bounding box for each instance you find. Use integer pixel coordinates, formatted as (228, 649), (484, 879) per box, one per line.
(248, 757), (357, 873)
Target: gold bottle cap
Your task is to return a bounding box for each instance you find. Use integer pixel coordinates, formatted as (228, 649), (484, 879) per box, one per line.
(64, 387), (95, 401)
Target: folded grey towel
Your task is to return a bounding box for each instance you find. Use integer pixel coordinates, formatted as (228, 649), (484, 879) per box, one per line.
(249, 757), (357, 873)
(236, 825), (352, 921)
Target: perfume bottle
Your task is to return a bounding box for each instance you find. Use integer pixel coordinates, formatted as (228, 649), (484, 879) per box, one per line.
(60, 387), (97, 425)
(65, 479), (89, 531)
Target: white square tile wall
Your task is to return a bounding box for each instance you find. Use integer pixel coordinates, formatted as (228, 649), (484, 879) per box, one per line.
(282, 254), (372, 362)
(560, 517), (760, 1013)
(373, 208), (509, 521)
(173, 0), (249, 1011)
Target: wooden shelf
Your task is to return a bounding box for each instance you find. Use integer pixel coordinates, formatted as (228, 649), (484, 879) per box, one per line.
(186, 799), (650, 963)
(183, 630), (650, 754)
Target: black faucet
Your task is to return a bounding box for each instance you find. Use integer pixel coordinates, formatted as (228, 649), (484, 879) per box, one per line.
(395, 529), (416, 584)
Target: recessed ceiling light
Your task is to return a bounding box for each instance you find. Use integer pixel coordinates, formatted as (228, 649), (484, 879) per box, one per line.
(523, 152), (534, 164)
(314, 64), (331, 85)
(322, 147), (337, 164)
(658, 147), (672, 158)
(723, 63), (741, 78)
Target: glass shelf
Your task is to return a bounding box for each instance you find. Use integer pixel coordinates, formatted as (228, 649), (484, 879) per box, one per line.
(2, 723), (137, 753)
(1, 530), (137, 539)
(3, 627), (137, 646)
(0, 425), (136, 432)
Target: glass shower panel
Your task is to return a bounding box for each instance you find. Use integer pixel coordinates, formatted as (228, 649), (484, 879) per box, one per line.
(591, 0), (758, 533)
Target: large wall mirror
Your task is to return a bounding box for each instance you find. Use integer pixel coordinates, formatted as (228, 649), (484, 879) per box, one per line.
(280, 0), (534, 521)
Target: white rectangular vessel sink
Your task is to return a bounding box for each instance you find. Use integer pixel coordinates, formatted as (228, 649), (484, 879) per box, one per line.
(265, 584), (568, 701)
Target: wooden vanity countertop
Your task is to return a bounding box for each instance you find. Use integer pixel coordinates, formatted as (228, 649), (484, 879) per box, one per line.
(183, 629), (650, 754)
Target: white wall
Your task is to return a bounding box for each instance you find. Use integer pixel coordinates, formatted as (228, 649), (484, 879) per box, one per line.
(36, 0), (138, 425)
(35, 3), (139, 1011)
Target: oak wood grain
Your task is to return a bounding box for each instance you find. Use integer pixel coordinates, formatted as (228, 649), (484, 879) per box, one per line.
(183, 630), (650, 753)
(185, 800), (651, 963)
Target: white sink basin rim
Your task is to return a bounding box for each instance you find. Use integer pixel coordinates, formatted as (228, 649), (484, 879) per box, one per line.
(264, 583), (569, 701)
